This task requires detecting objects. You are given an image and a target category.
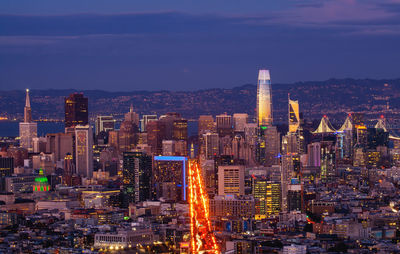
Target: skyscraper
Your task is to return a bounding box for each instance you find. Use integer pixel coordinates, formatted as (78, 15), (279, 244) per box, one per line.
(198, 115), (215, 135)
(75, 125), (93, 178)
(233, 113), (248, 132)
(147, 121), (167, 155)
(172, 119), (188, 141)
(216, 114), (233, 137)
(264, 126), (280, 166)
(217, 165), (245, 196)
(45, 132), (73, 162)
(153, 156), (188, 202)
(0, 157), (14, 192)
(19, 89), (37, 152)
(257, 69), (273, 126)
(95, 116), (115, 136)
(202, 132), (219, 159)
(65, 93), (88, 128)
(288, 95), (300, 133)
(140, 115), (158, 132)
(122, 151), (152, 207)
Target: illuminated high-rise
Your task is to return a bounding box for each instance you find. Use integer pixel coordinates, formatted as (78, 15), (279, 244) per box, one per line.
(288, 95), (300, 133)
(75, 125), (93, 178)
(19, 89), (37, 152)
(122, 151), (152, 207)
(65, 93), (88, 128)
(153, 156), (188, 202)
(257, 69), (273, 126)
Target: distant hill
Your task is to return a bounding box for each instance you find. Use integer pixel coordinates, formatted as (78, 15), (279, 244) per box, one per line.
(1, 78), (400, 124)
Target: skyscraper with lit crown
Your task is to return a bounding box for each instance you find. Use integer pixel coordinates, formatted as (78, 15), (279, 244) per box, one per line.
(19, 89), (37, 152)
(257, 69), (273, 126)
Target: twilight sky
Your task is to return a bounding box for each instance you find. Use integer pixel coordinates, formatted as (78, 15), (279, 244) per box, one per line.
(1, 0), (400, 91)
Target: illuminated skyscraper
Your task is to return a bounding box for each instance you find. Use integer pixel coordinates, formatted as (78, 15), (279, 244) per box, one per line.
(75, 125), (93, 178)
(65, 93), (88, 128)
(153, 156), (188, 202)
(19, 89), (37, 152)
(288, 95), (300, 133)
(257, 69), (273, 126)
(252, 177), (281, 219)
(122, 151), (152, 207)
(217, 165), (245, 196)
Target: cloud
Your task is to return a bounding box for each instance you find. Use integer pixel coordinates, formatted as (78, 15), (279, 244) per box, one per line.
(283, 0), (394, 24)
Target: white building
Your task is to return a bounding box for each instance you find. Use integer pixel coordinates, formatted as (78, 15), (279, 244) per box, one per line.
(94, 229), (154, 249)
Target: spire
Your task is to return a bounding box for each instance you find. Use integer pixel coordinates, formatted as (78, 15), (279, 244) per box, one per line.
(24, 89), (32, 123)
(25, 89), (31, 108)
(130, 104), (133, 113)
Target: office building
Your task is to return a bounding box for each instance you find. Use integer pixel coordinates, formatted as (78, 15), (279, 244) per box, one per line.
(75, 125), (93, 178)
(210, 195), (255, 219)
(7, 147), (28, 168)
(287, 179), (303, 212)
(119, 120), (137, 152)
(32, 137), (47, 153)
(216, 114), (233, 137)
(281, 154), (300, 211)
(233, 113), (248, 132)
(5, 175), (36, 193)
(65, 93), (88, 128)
(124, 105), (140, 127)
(0, 157), (14, 192)
(122, 152), (152, 207)
(257, 69), (273, 126)
(153, 156), (187, 202)
(198, 115), (215, 135)
(19, 89), (37, 152)
(63, 153), (74, 186)
(253, 177), (281, 218)
(94, 229), (154, 249)
(288, 96), (300, 133)
(45, 132), (73, 162)
(307, 142), (321, 167)
(173, 119), (188, 141)
(218, 165), (245, 196)
(320, 141), (336, 180)
(146, 121), (167, 155)
(140, 115), (157, 132)
(202, 132), (219, 159)
(159, 112), (181, 140)
(95, 115), (115, 136)
(265, 125), (280, 166)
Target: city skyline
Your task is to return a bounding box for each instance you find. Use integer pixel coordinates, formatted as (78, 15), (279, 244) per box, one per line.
(0, 67), (399, 252)
(2, 1), (400, 253)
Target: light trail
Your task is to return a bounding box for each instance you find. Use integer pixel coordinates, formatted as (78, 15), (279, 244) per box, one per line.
(188, 160), (220, 254)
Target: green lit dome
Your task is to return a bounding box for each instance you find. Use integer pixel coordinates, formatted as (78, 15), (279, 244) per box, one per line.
(33, 168), (50, 192)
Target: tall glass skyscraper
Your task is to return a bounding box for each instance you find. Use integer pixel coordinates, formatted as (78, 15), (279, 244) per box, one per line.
(257, 69), (273, 126)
